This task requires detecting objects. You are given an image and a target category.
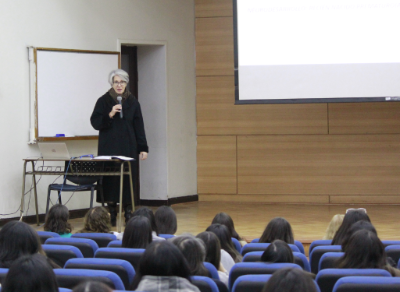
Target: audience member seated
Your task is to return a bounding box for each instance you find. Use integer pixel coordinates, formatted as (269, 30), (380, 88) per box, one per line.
(2, 254), (59, 292)
(331, 209), (371, 245)
(212, 212), (247, 246)
(122, 215), (153, 248)
(129, 241), (200, 292)
(206, 223), (242, 264)
(323, 214), (344, 240)
(340, 220), (377, 252)
(259, 217), (295, 244)
(335, 229), (400, 276)
(77, 206), (112, 234)
(262, 267), (318, 292)
(72, 281), (112, 292)
(155, 205), (178, 235)
(261, 239), (294, 263)
(129, 207), (165, 242)
(170, 235), (210, 277)
(44, 204), (73, 238)
(0, 221), (58, 268)
(196, 231), (229, 286)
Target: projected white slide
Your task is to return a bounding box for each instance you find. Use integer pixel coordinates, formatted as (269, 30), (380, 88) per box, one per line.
(237, 0), (400, 102)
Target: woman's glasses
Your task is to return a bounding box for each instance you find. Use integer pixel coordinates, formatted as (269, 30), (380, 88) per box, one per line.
(113, 81), (127, 86)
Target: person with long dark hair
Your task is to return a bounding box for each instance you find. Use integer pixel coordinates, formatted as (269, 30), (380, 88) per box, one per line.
(2, 254), (59, 292)
(211, 212), (246, 246)
(340, 220), (377, 252)
(259, 217), (294, 244)
(130, 241), (200, 292)
(155, 205), (178, 235)
(331, 209), (371, 245)
(44, 204), (73, 237)
(262, 267), (318, 292)
(122, 216), (152, 249)
(72, 281), (112, 292)
(261, 240), (294, 263)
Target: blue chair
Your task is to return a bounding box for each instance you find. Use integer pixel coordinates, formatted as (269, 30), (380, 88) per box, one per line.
(241, 251), (310, 272)
(158, 234), (175, 239)
(318, 252), (344, 272)
(333, 276), (400, 292)
(37, 231), (61, 244)
(95, 247), (145, 270)
(203, 262), (219, 280)
(54, 269), (124, 290)
(382, 240), (400, 247)
(71, 233), (117, 248)
(59, 289), (72, 292)
(309, 240), (333, 254)
(309, 245), (341, 274)
(229, 262), (302, 291)
(107, 240), (123, 247)
(0, 268), (8, 285)
(232, 274), (272, 292)
(191, 276), (219, 292)
(385, 245), (400, 266)
(241, 243), (300, 256)
(64, 258), (135, 289)
(232, 238), (242, 253)
(251, 238), (305, 255)
(45, 237), (99, 258)
(42, 244), (83, 267)
(316, 268), (391, 292)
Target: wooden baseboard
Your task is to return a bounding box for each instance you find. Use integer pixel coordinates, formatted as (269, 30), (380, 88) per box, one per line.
(0, 208), (90, 227)
(139, 194), (198, 207)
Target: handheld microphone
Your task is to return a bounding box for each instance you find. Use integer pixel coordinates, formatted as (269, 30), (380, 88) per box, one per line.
(117, 96), (123, 118)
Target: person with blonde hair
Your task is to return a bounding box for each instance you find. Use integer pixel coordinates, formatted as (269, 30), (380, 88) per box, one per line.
(323, 214), (344, 240)
(77, 206), (112, 233)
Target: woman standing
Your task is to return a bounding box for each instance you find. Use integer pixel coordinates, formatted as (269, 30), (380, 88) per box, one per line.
(91, 69), (148, 225)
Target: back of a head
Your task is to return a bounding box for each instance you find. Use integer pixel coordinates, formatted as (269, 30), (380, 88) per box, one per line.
(196, 231), (221, 270)
(211, 212), (241, 240)
(170, 235), (209, 276)
(341, 220), (377, 252)
(122, 216), (153, 248)
(323, 214), (344, 240)
(2, 254), (58, 292)
(72, 281), (112, 292)
(259, 217), (294, 244)
(155, 205), (177, 235)
(337, 229), (386, 269)
(206, 223), (242, 262)
(44, 204), (72, 234)
(332, 210), (371, 245)
(261, 240), (294, 263)
(262, 268), (318, 292)
(0, 221), (42, 268)
(81, 206), (110, 233)
(133, 207), (158, 234)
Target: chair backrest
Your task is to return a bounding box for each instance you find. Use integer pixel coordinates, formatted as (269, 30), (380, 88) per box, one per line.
(382, 240), (400, 247)
(310, 245), (342, 274)
(232, 274), (272, 292)
(64, 258), (135, 289)
(191, 276), (219, 292)
(65, 161), (103, 185)
(37, 231), (61, 244)
(95, 247), (145, 270)
(203, 262), (220, 280)
(107, 240), (123, 248)
(44, 237), (99, 258)
(241, 251), (310, 272)
(42, 244), (84, 267)
(316, 268), (392, 292)
(318, 252), (344, 272)
(332, 276), (400, 292)
(241, 243), (300, 256)
(250, 238), (304, 254)
(59, 288), (72, 292)
(232, 238), (242, 253)
(229, 262), (302, 290)
(385, 245), (400, 266)
(71, 233), (117, 248)
(242, 251), (263, 262)
(0, 268), (8, 285)
(309, 240), (333, 254)
(158, 234), (175, 239)
(54, 268), (124, 290)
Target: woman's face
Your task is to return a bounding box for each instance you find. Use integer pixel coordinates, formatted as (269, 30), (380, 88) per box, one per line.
(112, 75), (127, 95)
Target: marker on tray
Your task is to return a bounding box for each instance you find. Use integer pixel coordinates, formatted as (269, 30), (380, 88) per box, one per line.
(55, 134), (65, 137)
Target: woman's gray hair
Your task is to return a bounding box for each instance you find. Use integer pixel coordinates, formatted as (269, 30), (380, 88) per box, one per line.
(108, 69), (129, 86)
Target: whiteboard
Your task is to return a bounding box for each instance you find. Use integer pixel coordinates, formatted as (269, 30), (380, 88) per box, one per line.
(36, 49), (119, 138)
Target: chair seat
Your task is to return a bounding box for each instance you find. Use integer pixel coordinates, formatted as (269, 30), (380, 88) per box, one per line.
(49, 184), (96, 191)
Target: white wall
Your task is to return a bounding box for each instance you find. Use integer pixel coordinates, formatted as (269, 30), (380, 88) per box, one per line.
(0, 0), (196, 218)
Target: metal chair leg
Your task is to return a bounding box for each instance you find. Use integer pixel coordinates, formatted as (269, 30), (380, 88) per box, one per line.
(90, 187), (94, 209)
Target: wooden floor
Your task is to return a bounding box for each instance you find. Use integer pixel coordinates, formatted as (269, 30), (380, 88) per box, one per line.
(35, 202), (400, 244)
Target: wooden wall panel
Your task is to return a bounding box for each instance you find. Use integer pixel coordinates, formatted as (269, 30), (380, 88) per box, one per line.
(196, 76), (329, 135)
(199, 194), (329, 204)
(238, 135), (400, 195)
(195, 0), (233, 18)
(197, 136), (237, 194)
(195, 17), (234, 76)
(329, 102), (400, 134)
